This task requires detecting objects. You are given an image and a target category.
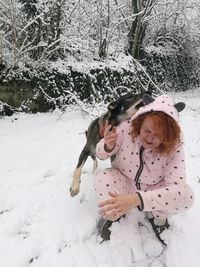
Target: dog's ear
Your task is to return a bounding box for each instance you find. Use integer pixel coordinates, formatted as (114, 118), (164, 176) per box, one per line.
(143, 90), (152, 96)
(142, 93), (155, 105)
(174, 102), (185, 113)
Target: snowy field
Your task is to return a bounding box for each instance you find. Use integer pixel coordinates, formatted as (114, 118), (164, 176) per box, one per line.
(0, 89), (200, 267)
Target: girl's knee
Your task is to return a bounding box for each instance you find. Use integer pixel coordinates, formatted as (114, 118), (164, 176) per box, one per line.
(95, 168), (116, 188)
(172, 184), (194, 215)
(153, 184), (194, 218)
(94, 168), (119, 200)
(94, 168), (134, 201)
(183, 184), (194, 209)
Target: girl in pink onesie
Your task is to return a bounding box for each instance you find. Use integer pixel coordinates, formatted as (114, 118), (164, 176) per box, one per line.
(95, 94), (194, 245)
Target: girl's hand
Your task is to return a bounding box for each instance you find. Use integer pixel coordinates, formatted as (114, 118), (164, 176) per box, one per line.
(98, 191), (141, 221)
(103, 123), (118, 151)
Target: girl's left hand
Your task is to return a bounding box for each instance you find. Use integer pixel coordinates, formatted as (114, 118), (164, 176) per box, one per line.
(98, 191), (141, 221)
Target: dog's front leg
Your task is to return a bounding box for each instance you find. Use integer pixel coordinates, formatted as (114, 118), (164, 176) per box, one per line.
(70, 147), (90, 197)
(70, 164), (83, 197)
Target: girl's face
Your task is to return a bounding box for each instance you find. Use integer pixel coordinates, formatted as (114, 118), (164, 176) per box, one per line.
(139, 116), (163, 149)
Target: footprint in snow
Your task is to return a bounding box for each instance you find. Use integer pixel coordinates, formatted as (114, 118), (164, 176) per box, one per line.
(0, 209), (10, 215)
(42, 169), (56, 178)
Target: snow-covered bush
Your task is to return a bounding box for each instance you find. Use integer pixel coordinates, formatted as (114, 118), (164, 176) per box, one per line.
(0, 61), (148, 113)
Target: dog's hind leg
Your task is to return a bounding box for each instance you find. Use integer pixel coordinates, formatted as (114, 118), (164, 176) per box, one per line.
(70, 147), (90, 197)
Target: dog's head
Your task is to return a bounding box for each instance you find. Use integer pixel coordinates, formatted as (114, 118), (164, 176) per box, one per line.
(107, 91), (152, 126)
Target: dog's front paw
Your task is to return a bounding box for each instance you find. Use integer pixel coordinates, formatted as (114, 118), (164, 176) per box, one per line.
(70, 182), (80, 197)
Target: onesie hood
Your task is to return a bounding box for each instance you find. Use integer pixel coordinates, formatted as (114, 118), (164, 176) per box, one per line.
(131, 94), (185, 124)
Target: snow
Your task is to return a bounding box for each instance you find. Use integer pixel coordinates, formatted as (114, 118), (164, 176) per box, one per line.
(50, 54), (136, 74)
(0, 89), (200, 267)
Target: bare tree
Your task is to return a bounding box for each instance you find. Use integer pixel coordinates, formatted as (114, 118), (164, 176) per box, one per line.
(0, 0), (199, 66)
(143, 0), (200, 53)
(0, 0), (22, 66)
(127, 0), (158, 59)
(0, 0), (66, 66)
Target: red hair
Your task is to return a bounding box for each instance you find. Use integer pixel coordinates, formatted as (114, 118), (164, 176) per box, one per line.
(132, 112), (182, 155)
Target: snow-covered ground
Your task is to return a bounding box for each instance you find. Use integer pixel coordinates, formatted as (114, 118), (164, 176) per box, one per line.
(0, 89), (200, 267)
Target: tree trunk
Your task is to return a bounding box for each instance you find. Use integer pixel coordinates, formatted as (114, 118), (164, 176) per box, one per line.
(127, 0), (153, 59)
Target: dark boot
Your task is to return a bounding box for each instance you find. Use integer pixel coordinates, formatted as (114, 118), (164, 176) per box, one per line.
(97, 218), (113, 242)
(148, 217), (170, 246)
(97, 215), (126, 242)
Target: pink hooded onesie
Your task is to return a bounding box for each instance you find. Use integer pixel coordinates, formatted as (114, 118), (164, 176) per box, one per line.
(94, 94), (194, 219)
